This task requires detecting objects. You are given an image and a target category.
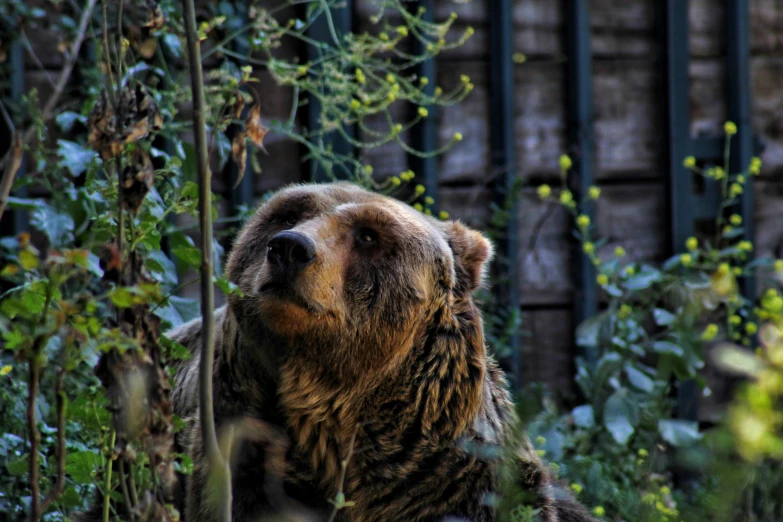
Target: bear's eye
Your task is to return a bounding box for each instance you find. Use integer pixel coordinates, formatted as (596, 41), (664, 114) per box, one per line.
(275, 212), (298, 227)
(355, 227), (378, 247)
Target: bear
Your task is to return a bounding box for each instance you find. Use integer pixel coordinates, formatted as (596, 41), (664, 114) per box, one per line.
(168, 182), (594, 522)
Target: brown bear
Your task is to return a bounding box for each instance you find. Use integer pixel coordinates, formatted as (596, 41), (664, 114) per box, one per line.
(168, 182), (593, 522)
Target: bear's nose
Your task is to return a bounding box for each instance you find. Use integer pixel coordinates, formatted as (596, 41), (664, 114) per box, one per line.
(267, 231), (316, 271)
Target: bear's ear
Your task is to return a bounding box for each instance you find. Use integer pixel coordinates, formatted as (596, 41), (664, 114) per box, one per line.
(444, 221), (494, 293)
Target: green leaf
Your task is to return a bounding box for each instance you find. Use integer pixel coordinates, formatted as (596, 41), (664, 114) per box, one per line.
(683, 272), (711, 289)
(171, 295), (200, 323)
(651, 340), (684, 357)
(622, 266), (663, 290)
(146, 250), (178, 287)
(712, 344), (762, 377)
(5, 197), (44, 210)
(576, 312), (607, 348)
(6, 455), (28, 476)
(18, 250), (39, 270)
(625, 363), (655, 392)
(603, 390), (638, 445)
(55, 111), (86, 132)
(662, 255), (682, 272)
(572, 405), (594, 429)
(109, 286), (143, 308)
(2, 328), (26, 350)
(162, 33), (183, 58)
(173, 246), (201, 269)
(214, 276), (244, 297)
(21, 281), (48, 315)
(722, 227), (745, 239)
(165, 339), (191, 360)
(30, 202), (75, 247)
(653, 308), (676, 326)
(594, 352), (623, 389)
(658, 419), (702, 447)
(66, 450), (101, 484)
(57, 139), (97, 177)
(59, 486), (82, 508)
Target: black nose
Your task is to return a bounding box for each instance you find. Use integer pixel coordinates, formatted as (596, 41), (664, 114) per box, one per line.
(267, 231), (316, 270)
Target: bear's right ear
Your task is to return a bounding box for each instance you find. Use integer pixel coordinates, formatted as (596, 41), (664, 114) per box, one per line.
(444, 221), (494, 294)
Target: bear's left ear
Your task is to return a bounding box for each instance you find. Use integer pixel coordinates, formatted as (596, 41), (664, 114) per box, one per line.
(444, 221), (494, 293)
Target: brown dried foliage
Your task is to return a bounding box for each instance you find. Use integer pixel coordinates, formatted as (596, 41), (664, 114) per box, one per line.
(87, 84), (162, 160)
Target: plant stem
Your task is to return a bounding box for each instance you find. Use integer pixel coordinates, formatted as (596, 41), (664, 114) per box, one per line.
(102, 431), (116, 522)
(27, 354), (41, 522)
(181, 0), (231, 518)
(39, 372), (66, 513)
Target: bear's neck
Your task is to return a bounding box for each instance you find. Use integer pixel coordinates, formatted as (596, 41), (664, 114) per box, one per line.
(278, 297), (488, 494)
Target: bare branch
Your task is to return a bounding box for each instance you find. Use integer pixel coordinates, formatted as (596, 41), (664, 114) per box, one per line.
(118, 458), (135, 521)
(327, 425), (360, 522)
(181, 0), (232, 518)
(27, 352), (42, 522)
(21, 0), (99, 147)
(19, 31), (57, 90)
(0, 132), (23, 223)
(40, 372), (67, 513)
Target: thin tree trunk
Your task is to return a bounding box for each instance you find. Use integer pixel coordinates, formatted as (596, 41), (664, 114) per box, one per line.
(181, 0), (232, 519)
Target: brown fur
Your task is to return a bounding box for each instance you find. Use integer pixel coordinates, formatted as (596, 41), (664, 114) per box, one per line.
(167, 183), (594, 522)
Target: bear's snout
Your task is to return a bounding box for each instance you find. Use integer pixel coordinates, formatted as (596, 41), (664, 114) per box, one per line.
(267, 231), (317, 272)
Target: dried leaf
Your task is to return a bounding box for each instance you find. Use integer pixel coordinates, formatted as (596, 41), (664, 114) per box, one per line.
(99, 242), (123, 283)
(232, 92), (245, 120)
(244, 104), (269, 153)
(139, 37), (157, 59)
(232, 131), (248, 188)
(121, 147), (155, 213)
(125, 118), (150, 143)
(144, 3), (165, 31)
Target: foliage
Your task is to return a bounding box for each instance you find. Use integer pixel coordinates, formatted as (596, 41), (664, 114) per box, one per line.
(520, 131), (783, 521)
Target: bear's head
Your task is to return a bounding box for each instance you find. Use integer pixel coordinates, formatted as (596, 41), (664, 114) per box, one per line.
(225, 182), (493, 384)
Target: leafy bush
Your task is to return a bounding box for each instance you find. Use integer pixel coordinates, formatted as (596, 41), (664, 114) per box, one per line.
(519, 138), (782, 521)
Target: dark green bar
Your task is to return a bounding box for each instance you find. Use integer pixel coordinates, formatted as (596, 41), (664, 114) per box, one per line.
(409, 0), (438, 211)
(664, 0), (698, 423)
(726, 0), (754, 301)
(565, 0), (597, 365)
(489, 0), (521, 384)
(306, 1), (355, 182)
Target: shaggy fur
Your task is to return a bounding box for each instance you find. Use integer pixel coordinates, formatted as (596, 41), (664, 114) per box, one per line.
(167, 183), (593, 521)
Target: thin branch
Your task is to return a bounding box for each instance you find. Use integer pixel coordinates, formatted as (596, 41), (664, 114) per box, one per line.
(39, 372), (67, 513)
(0, 130), (23, 222)
(21, 0), (99, 147)
(19, 31), (57, 90)
(117, 458), (135, 521)
(182, 0), (231, 519)
(327, 426), (360, 522)
(27, 351), (42, 522)
(27, 281), (53, 522)
(102, 431), (116, 522)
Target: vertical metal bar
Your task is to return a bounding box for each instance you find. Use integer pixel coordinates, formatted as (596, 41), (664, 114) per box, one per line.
(225, 4), (254, 212)
(664, 0), (698, 422)
(726, 0), (754, 301)
(3, 41), (29, 234)
(306, 1), (355, 182)
(409, 0), (438, 211)
(565, 0), (597, 365)
(489, 0), (520, 385)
